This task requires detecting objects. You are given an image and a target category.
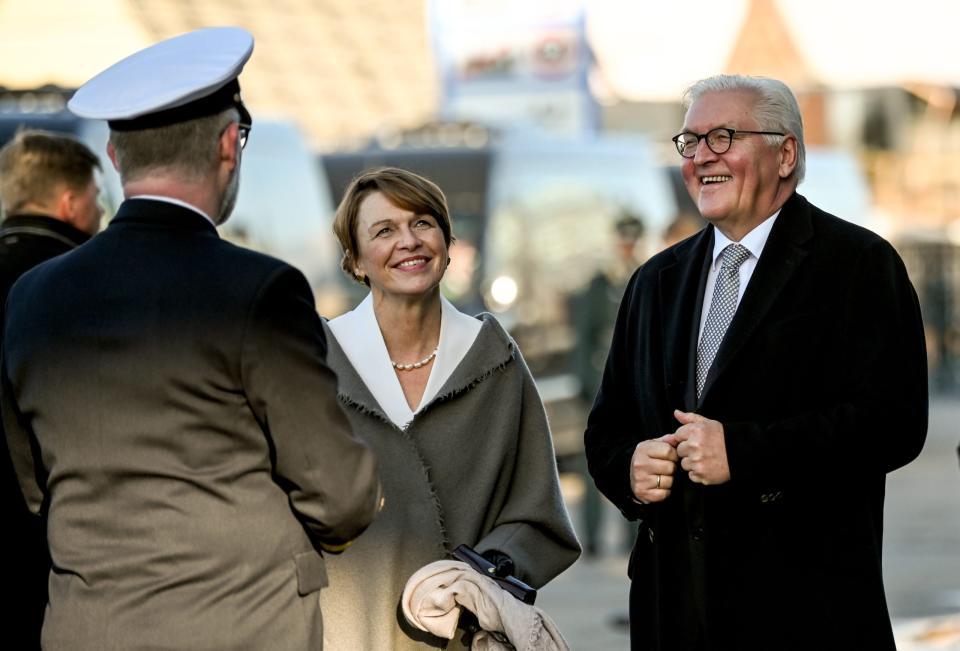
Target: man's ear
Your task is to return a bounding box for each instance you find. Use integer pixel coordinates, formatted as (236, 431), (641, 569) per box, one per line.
(779, 135), (798, 178)
(55, 187), (77, 221)
(106, 142), (120, 173)
(219, 122), (239, 169)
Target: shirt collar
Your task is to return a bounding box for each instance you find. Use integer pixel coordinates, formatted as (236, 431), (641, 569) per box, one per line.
(129, 195), (217, 227)
(710, 209), (780, 270)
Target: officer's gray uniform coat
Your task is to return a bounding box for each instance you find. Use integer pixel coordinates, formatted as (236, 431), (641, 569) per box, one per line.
(2, 199), (381, 651)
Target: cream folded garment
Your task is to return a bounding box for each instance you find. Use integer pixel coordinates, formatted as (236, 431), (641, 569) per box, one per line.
(401, 560), (569, 651)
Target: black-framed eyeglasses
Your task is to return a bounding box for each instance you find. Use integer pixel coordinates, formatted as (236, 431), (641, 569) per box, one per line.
(671, 127), (785, 158)
(238, 122), (251, 150)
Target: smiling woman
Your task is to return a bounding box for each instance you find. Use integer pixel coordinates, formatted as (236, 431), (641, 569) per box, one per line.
(321, 166), (580, 650)
(354, 191), (449, 304)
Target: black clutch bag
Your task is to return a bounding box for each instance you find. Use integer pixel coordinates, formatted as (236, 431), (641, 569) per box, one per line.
(451, 544), (537, 605)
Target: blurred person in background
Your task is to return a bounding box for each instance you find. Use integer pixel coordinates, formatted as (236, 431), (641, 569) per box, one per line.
(661, 211), (706, 249)
(584, 74), (927, 651)
(0, 128), (102, 649)
(322, 166), (580, 649)
(1, 28), (380, 650)
(571, 213), (645, 558)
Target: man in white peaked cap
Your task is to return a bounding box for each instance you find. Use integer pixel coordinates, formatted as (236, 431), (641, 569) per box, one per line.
(1, 27), (381, 651)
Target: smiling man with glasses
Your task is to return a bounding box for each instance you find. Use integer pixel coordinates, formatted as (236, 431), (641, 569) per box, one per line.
(584, 74), (927, 651)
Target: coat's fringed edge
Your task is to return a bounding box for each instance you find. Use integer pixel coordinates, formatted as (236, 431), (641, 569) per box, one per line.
(429, 340), (515, 410)
(403, 450), (450, 553)
(335, 391), (451, 552)
(336, 392), (394, 428)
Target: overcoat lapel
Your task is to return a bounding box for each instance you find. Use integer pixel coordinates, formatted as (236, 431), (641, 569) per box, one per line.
(658, 228), (714, 413)
(698, 193), (814, 403)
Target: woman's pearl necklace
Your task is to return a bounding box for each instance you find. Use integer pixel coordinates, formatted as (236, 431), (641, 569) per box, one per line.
(391, 347), (438, 372)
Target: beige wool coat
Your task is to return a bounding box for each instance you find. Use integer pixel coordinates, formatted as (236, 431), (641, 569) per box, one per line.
(320, 314), (580, 650)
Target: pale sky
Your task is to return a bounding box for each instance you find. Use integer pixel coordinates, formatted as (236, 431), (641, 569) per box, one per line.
(2, 0), (957, 98)
(586, 0), (960, 100)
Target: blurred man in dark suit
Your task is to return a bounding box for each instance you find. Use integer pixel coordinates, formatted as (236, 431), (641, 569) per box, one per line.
(0, 128), (102, 649)
(572, 213), (645, 557)
(585, 74), (928, 651)
(1, 27), (380, 650)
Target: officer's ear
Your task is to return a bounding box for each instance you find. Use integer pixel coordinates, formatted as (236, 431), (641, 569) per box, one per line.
(106, 142), (120, 173)
(218, 122), (240, 168)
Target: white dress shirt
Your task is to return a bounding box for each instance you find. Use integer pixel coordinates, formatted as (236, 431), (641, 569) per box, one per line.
(696, 211), (780, 343)
(327, 293), (482, 429)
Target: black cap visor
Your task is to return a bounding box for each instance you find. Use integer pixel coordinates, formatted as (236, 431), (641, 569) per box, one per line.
(107, 79), (251, 131)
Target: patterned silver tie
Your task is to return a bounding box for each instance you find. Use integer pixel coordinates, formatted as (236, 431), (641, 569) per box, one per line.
(696, 243), (751, 398)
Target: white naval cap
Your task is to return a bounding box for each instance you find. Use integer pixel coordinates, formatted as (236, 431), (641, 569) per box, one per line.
(68, 27), (254, 131)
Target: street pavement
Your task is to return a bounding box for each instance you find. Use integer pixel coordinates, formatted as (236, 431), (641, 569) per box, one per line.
(537, 397), (960, 650)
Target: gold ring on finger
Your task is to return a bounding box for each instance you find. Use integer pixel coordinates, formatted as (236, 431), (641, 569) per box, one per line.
(656, 474), (661, 489)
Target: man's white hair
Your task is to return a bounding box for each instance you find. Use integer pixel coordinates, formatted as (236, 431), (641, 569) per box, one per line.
(683, 75), (806, 183)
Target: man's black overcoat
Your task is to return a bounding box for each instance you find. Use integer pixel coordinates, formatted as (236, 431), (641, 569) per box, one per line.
(585, 193), (928, 651)
(0, 214), (90, 649)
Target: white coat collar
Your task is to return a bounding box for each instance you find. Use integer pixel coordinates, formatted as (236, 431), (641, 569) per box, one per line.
(327, 293), (482, 429)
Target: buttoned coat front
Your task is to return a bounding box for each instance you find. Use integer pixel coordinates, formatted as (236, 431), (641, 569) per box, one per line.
(585, 193), (928, 651)
(1, 199), (381, 651)
(319, 315), (580, 650)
